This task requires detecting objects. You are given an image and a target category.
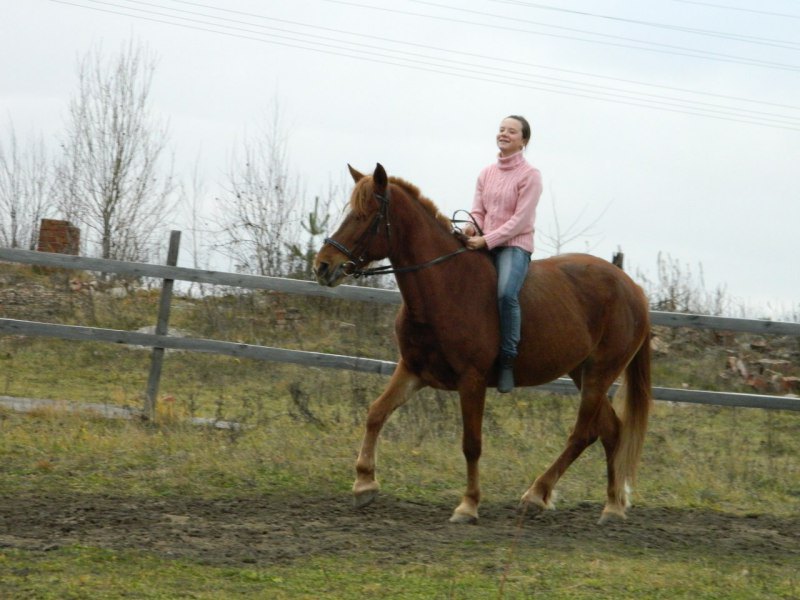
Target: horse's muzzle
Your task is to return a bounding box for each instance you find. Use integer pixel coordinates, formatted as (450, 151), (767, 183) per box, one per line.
(314, 260), (347, 287)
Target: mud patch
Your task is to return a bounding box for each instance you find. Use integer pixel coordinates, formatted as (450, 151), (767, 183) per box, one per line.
(1, 493), (798, 566)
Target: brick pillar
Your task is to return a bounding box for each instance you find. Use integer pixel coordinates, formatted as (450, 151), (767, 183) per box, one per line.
(37, 219), (80, 255)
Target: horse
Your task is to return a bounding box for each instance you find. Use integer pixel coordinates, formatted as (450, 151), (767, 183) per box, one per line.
(314, 163), (652, 524)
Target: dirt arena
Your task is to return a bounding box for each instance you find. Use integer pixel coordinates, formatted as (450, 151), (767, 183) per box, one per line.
(2, 492), (798, 566)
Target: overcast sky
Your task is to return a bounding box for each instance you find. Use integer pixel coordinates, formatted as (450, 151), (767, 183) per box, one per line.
(2, 0), (798, 317)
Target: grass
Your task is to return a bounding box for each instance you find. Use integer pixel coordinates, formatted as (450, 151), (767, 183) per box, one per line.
(2, 374), (797, 513)
(3, 544), (798, 599)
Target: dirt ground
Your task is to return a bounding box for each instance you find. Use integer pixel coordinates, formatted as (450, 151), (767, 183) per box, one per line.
(1, 492), (798, 566)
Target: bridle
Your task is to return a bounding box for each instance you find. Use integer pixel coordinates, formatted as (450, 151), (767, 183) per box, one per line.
(323, 189), (392, 278)
(322, 187), (469, 279)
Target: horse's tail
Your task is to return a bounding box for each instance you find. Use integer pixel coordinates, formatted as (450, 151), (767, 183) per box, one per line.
(613, 333), (652, 496)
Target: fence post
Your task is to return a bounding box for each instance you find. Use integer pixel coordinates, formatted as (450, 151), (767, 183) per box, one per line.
(144, 231), (181, 421)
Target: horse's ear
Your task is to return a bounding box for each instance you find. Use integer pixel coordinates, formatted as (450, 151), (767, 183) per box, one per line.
(373, 163), (388, 194)
(347, 164), (365, 183)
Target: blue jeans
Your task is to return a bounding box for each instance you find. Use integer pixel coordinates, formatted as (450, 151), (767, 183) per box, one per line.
(493, 246), (531, 359)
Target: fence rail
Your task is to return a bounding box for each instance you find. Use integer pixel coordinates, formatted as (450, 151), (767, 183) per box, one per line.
(1, 243), (798, 414)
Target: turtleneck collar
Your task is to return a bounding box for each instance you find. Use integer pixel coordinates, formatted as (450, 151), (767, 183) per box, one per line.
(496, 150), (526, 170)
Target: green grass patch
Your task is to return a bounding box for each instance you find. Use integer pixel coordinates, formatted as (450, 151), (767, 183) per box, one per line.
(1, 390), (798, 513)
(2, 542), (798, 599)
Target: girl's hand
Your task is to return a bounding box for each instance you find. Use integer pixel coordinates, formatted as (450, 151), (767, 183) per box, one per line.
(462, 224), (476, 237)
(466, 236), (487, 250)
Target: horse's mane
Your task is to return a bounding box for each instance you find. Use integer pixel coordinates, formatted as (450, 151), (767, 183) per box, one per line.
(350, 176), (452, 233)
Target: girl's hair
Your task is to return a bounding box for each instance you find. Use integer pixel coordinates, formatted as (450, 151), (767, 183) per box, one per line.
(506, 115), (531, 145)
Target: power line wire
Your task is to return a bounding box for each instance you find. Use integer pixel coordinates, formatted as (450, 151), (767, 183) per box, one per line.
(168, 0), (800, 112)
(670, 0), (800, 19)
(116, 0), (800, 125)
(483, 0), (800, 49)
(51, 0), (800, 129)
(318, 0), (800, 72)
(47, 0), (800, 131)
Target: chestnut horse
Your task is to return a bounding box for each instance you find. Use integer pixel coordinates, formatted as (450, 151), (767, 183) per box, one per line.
(314, 164), (651, 524)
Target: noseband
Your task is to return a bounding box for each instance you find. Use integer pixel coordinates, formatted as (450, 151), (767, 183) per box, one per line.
(323, 187), (467, 279)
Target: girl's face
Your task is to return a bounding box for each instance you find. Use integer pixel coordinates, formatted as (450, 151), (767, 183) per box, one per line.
(496, 118), (526, 156)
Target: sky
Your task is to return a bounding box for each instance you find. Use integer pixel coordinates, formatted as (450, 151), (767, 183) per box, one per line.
(1, 0), (799, 318)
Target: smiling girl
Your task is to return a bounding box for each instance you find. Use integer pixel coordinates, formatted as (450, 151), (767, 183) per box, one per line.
(464, 115), (543, 393)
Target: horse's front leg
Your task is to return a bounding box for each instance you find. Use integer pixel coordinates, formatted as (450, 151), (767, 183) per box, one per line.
(353, 360), (423, 508)
(450, 374), (487, 524)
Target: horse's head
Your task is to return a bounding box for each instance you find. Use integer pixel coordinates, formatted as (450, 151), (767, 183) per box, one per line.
(314, 163), (392, 287)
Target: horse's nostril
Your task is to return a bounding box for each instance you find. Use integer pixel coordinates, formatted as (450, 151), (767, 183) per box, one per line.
(316, 262), (329, 278)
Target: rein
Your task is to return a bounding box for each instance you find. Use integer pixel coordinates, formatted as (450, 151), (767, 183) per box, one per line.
(323, 189), (470, 279)
(450, 209), (484, 237)
(349, 247), (468, 279)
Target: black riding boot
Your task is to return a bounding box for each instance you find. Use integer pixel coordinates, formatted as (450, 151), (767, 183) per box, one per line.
(497, 354), (515, 394)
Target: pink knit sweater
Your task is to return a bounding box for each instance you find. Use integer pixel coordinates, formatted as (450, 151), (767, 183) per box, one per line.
(470, 151), (543, 252)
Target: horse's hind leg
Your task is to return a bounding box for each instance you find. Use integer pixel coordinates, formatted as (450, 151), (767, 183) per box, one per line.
(598, 424), (627, 523)
(353, 360), (423, 508)
(521, 373), (620, 514)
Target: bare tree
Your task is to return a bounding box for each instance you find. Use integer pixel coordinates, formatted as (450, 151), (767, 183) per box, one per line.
(0, 123), (53, 250)
(637, 251), (729, 315)
(216, 104), (303, 276)
(178, 153), (216, 295)
(537, 188), (611, 255)
(55, 40), (175, 262)
(184, 155), (211, 271)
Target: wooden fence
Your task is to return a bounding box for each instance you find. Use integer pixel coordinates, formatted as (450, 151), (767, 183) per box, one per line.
(1, 237), (799, 418)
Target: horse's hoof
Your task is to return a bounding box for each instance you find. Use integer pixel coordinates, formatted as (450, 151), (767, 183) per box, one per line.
(449, 499), (479, 524)
(598, 506), (627, 524)
(353, 488), (379, 509)
(449, 511), (478, 525)
(520, 489), (556, 512)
